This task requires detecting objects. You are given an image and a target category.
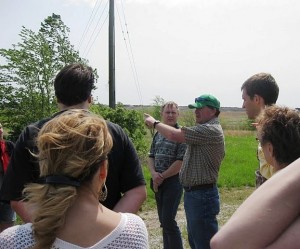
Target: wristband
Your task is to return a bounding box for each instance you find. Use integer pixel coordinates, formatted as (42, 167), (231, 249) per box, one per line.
(153, 121), (161, 129)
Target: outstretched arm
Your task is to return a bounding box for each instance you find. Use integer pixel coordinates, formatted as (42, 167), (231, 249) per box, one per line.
(210, 157), (300, 249)
(265, 216), (300, 249)
(144, 113), (185, 143)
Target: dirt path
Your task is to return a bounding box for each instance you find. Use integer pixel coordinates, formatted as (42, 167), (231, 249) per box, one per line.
(140, 202), (188, 248)
(139, 187), (255, 249)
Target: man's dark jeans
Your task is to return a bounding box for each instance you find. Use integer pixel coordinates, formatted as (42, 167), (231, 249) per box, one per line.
(184, 186), (220, 249)
(154, 174), (183, 249)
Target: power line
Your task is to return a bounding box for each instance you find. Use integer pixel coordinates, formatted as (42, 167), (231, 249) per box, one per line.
(78, 0), (143, 105)
(116, 0), (144, 105)
(78, 0), (103, 50)
(82, 0), (109, 58)
(83, 13), (109, 58)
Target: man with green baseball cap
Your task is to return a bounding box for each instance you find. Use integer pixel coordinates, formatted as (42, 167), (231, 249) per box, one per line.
(144, 93), (225, 249)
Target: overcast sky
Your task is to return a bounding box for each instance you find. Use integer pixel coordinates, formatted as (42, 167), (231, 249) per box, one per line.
(1, 0), (300, 108)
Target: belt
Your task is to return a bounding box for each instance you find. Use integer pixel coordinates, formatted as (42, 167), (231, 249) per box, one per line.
(183, 183), (216, 192)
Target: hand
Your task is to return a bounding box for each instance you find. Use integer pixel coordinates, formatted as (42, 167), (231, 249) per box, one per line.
(152, 172), (164, 185)
(144, 113), (156, 129)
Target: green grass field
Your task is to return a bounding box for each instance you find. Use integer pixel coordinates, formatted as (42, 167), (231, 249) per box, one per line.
(142, 129), (258, 210)
(218, 130), (257, 187)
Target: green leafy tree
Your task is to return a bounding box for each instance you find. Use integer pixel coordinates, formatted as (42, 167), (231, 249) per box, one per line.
(90, 103), (148, 160)
(146, 96), (165, 137)
(151, 95), (165, 121)
(0, 13), (87, 141)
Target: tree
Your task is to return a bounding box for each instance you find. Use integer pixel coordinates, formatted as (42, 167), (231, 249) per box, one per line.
(0, 14), (87, 141)
(90, 103), (148, 159)
(145, 96), (165, 137)
(151, 95), (165, 121)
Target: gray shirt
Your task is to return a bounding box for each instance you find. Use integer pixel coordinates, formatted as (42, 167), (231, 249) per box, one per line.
(149, 127), (186, 173)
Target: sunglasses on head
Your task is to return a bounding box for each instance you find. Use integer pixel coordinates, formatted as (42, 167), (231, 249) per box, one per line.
(195, 97), (211, 103)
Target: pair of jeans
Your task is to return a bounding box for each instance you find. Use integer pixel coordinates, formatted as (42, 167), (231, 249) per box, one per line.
(154, 174), (183, 249)
(184, 186), (220, 249)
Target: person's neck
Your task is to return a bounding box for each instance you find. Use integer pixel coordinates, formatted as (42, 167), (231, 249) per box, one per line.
(58, 102), (90, 111)
(273, 161), (288, 172)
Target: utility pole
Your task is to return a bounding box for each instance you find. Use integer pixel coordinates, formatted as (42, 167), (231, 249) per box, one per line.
(109, 0), (115, 108)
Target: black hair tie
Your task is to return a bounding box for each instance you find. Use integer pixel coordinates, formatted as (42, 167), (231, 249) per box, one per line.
(41, 175), (80, 187)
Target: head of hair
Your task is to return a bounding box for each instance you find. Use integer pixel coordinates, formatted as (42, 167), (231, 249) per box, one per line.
(160, 101), (179, 113)
(256, 105), (300, 167)
(54, 63), (95, 106)
(241, 73), (279, 105)
(24, 109), (112, 249)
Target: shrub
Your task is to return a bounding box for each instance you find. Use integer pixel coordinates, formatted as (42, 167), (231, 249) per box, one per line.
(90, 103), (148, 160)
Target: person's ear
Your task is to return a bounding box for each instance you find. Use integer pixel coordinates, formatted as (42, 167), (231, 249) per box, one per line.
(88, 95), (93, 104)
(209, 107), (217, 117)
(99, 161), (107, 180)
(266, 142), (274, 158)
(253, 94), (260, 103)
(254, 94), (265, 106)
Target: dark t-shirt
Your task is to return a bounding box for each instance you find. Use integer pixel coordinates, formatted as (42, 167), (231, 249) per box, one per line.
(0, 111), (145, 209)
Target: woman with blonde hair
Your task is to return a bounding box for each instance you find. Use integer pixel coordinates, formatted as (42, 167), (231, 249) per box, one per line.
(0, 109), (148, 249)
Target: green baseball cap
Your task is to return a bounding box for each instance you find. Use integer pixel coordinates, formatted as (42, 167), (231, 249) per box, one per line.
(188, 94), (220, 109)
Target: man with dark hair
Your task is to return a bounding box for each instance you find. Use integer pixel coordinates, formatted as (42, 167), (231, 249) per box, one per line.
(241, 73), (279, 119)
(241, 72), (279, 187)
(145, 94), (225, 249)
(0, 63), (146, 222)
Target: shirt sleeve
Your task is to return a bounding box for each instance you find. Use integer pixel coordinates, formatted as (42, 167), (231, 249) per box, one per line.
(176, 142), (187, 160)
(257, 144), (275, 179)
(183, 125), (218, 145)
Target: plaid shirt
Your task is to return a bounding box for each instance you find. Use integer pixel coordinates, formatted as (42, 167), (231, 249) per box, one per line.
(180, 117), (225, 186)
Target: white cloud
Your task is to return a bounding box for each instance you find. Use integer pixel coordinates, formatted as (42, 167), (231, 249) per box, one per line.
(63, 0), (96, 7)
(125, 0), (199, 7)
